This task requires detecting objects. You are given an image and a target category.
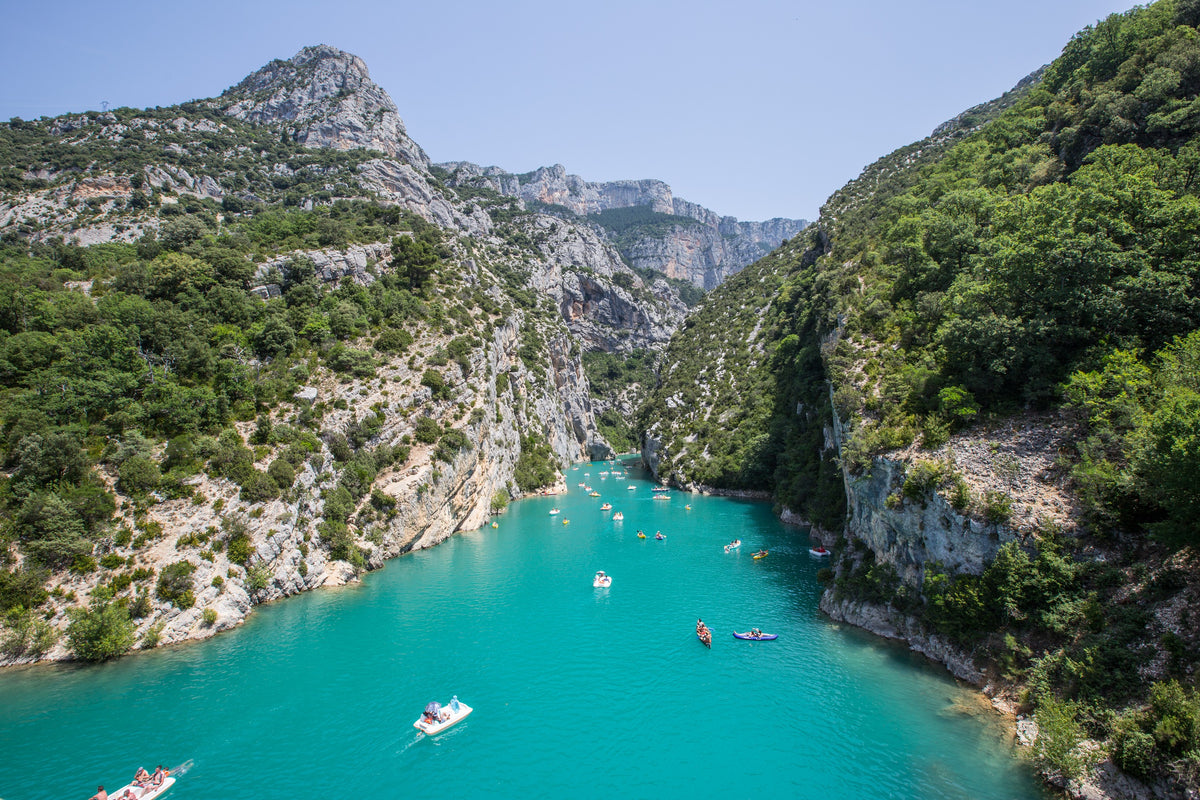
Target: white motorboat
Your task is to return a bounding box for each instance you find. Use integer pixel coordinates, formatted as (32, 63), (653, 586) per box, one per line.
(106, 776), (176, 800)
(415, 698), (473, 735)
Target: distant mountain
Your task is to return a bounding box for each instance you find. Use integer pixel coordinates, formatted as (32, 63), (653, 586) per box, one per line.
(437, 161), (808, 290)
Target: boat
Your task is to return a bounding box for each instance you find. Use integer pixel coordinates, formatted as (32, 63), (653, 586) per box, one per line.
(655, 532), (666, 541)
(733, 631), (778, 641)
(627, 485), (636, 490)
(562, 519), (570, 525)
(414, 698), (473, 735)
(549, 508), (560, 515)
(600, 503), (612, 511)
(577, 482), (586, 488)
(106, 773), (177, 800)
(652, 487), (669, 493)
(752, 550), (768, 559)
(612, 512), (624, 521)
(724, 539), (742, 553)
(685, 504), (692, 510)
(652, 494), (670, 501)
(491, 522), (499, 528)
(593, 571), (612, 588)
(696, 625), (712, 648)
(809, 546), (830, 557)
(637, 530), (647, 538)
(589, 491), (601, 497)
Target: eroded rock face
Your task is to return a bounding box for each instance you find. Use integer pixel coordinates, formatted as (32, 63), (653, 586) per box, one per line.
(439, 161), (809, 289)
(843, 456), (1018, 587)
(222, 45), (430, 169)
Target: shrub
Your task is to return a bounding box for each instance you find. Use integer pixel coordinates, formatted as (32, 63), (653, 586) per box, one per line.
(239, 469), (280, 503)
(374, 328), (413, 353)
(202, 608), (218, 626)
(421, 369), (450, 400)
(117, 455), (162, 496)
(982, 491), (1013, 523)
(156, 561), (196, 609)
(413, 416), (441, 444)
(434, 428), (471, 462)
(267, 459), (296, 490)
(1, 606), (58, 659)
(1033, 695), (1092, 780)
(66, 590), (135, 661)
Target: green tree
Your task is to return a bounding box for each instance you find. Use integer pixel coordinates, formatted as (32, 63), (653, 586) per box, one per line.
(65, 588), (135, 661)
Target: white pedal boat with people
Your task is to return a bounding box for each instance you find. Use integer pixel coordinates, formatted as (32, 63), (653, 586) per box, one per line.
(414, 697), (472, 735)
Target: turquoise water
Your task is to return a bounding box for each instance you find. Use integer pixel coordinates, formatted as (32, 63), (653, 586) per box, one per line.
(0, 460), (1047, 799)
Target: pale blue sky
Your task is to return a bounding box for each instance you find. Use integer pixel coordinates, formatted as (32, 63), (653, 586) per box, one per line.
(2, 0), (1137, 221)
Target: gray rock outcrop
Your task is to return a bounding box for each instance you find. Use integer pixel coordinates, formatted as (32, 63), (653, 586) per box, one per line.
(222, 45), (430, 169)
(439, 161), (808, 289)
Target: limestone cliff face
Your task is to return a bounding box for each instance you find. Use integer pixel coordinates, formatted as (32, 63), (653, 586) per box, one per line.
(222, 45), (430, 169)
(521, 215), (687, 352)
(439, 161), (808, 289)
(839, 455), (1018, 587)
(443, 162), (675, 215)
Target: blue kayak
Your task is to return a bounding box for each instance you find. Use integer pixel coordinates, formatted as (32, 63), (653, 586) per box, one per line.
(733, 631), (777, 641)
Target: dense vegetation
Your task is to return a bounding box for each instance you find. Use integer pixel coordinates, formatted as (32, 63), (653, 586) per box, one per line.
(647, 0), (1200, 788)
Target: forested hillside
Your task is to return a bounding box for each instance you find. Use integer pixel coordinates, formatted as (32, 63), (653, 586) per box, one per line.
(644, 1), (1200, 793)
(0, 46), (686, 666)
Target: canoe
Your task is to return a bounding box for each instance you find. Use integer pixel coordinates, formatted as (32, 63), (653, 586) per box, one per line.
(733, 631), (778, 641)
(414, 700), (473, 735)
(696, 631), (712, 648)
(106, 776), (176, 800)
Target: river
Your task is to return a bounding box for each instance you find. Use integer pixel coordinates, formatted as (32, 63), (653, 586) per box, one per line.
(0, 459), (1047, 799)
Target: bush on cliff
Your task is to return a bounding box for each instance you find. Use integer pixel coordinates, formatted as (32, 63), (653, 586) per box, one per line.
(66, 588), (135, 661)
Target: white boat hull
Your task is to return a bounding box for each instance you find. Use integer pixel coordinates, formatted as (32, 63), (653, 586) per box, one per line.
(414, 701), (473, 735)
(108, 776), (176, 800)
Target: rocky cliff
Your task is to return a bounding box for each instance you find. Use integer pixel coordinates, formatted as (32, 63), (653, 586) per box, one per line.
(0, 44), (698, 664)
(222, 44), (431, 170)
(438, 161), (808, 289)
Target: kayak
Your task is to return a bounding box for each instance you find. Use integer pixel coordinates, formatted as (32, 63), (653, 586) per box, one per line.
(414, 700), (473, 735)
(733, 631), (778, 641)
(752, 550), (768, 559)
(106, 776), (176, 800)
(637, 531), (647, 538)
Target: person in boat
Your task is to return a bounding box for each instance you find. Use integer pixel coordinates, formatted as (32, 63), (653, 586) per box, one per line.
(89, 787), (107, 800)
(133, 767), (151, 787)
(751, 628), (762, 639)
(120, 790), (137, 800)
(151, 766), (166, 787)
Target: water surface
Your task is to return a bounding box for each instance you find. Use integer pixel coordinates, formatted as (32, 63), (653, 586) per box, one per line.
(0, 459), (1047, 799)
